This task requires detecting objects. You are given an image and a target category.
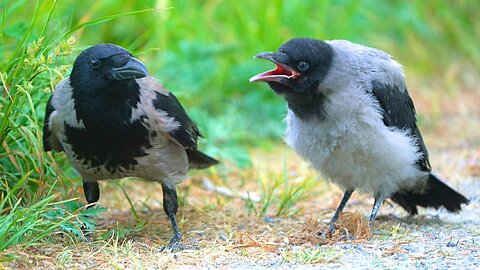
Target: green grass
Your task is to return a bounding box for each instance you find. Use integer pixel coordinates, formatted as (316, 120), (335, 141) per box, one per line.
(252, 162), (317, 217)
(1, 0), (478, 255)
(1, 1), (77, 251)
(281, 246), (343, 264)
(0, 174), (102, 251)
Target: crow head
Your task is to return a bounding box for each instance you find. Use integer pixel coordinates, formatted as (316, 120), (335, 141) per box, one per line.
(250, 38), (333, 101)
(70, 43), (148, 98)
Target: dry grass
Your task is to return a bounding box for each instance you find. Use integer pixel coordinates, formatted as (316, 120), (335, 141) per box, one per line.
(2, 85), (480, 269)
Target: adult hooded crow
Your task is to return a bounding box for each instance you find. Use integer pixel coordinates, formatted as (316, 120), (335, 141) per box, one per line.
(250, 38), (468, 233)
(43, 43), (218, 249)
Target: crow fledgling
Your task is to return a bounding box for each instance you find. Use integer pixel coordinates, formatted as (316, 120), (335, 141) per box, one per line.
(43, 43), (218, 249)
(250, 38), (469, 234)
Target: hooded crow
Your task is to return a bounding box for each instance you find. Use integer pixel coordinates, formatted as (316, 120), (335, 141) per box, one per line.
(250, 38), (469, 233)
(43, 43), (218, 249)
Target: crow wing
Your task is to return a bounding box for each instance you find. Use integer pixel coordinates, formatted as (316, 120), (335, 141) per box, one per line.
(152, 90), (202, 149)
(43, 95), (63, 152)
(370, 80), (431, 172)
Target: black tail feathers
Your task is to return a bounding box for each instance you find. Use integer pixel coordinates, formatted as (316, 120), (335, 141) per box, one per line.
(391, 174), (469, 215)
(186, 149), (219, 169)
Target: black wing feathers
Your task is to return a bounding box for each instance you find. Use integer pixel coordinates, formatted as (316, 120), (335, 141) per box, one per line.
(371, 82), (468, 214)
(43, 96), (54, 151)
(43, 96), (63, 152)
(370, 81), (431, 172)
(152, 91), (201, 149)
(391, 174), (469, 215)
(186, 148), (219, 169)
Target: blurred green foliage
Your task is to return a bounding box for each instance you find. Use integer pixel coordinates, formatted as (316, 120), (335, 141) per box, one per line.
(0, 0), (478, 249)
(2, 0), (479, 151)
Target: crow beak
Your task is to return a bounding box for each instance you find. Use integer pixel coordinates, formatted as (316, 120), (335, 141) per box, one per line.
(249, 52), (300, 83)
(111, 57), (149, 81)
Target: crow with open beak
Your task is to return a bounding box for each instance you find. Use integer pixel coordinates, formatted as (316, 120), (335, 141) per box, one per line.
(43, 43), (218, 249)
(250, 38), (468, 234)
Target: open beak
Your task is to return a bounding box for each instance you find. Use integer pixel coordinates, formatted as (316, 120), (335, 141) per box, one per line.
(111, 57), (149, 81)
(249, 52), (300, 83)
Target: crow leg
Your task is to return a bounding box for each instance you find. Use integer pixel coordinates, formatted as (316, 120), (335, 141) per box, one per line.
(83, 180), (100, 208)
(161, 184), (183, 251)
(369, 194), (385, 226)
(81, 180), (100, 237)
(324, 189), (354, 235)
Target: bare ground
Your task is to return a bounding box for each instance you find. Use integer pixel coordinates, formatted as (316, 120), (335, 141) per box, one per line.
(2, 88), (480, 269)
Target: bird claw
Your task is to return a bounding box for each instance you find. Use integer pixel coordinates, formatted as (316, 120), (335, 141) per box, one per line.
(160, 242), (198, 253)
(319, 224), (336, 238)
(160, 234), (198, 252)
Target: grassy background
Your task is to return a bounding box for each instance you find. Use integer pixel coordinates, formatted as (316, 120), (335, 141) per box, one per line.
(0, 0), (479, 256)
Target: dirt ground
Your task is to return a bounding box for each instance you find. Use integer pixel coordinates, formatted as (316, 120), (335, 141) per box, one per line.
(2, 88), (480, 269)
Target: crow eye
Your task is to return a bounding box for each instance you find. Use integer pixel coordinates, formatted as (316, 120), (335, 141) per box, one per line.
(297, 61), (309, 71)
(90, 59), (101, 69)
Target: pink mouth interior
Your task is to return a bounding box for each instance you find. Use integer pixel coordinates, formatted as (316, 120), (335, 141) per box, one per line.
(249, 64), (299, 82)
(268, 64), (294, 76)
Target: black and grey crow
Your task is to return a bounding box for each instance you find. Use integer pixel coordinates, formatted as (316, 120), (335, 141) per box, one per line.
(43, 43), (218, 249)
(250, 38), (469, 233)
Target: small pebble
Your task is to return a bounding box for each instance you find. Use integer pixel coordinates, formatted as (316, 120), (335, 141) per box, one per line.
(218, 234), (228, 241)
(446, 240), (458, 247)
(393, 253), (408, 261)
(269, 257), (282, 267)
(264, 216), (276, 223)
(353, 244), (365, 251)
(403, 244), (418, 253)
(189, 238), (200, 244)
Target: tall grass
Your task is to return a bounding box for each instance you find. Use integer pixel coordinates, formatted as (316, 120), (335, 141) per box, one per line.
(0, 0), (81, 251)
(0, 0), (128, 251)
(256, 163), (317, 217)
(0, 0), (478, 250)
